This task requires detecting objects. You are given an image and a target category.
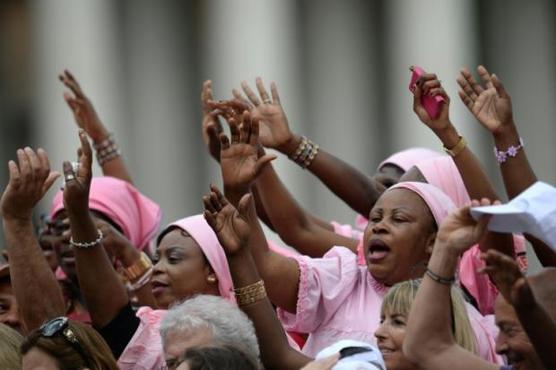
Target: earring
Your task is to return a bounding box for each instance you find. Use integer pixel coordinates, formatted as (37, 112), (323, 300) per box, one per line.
(207, 275), (217, 284)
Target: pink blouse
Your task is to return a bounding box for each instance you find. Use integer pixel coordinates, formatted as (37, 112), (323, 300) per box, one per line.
(277, 247), (502, 364)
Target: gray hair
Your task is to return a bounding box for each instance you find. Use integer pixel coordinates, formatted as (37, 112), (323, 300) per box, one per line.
(159, 295), (260, 362)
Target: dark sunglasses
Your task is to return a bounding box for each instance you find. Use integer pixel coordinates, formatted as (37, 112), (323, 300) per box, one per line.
(39, 317), (91, 367)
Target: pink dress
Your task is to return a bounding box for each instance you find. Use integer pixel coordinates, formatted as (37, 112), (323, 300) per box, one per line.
(278, 247), (502, 364)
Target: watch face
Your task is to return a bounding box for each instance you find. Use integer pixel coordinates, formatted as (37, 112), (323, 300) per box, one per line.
(41, 317), (68, 337)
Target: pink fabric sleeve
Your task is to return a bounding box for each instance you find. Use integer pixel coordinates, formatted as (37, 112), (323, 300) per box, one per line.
(465, 304), (504, 365)
(459, 235), (528, 315)
(117, 307), (166, 370)
(330, 221), (363, 240)
(277, 247), (360, 333)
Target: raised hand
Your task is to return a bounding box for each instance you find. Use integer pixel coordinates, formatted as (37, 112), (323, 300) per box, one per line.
(203, 185), (253, 255)
(62, 130), (93, 216)
(435, 199), (493, 255)
(480, 249), (526, 306)
(0, 148), (60, 221)
(412, 72), (452, 132)
(457, 65), (513, 134)
(239, 77), (295, 151)
(201, 80), (225, 162)
(219, 111), (277, 191)
(59, 70), (110, 143)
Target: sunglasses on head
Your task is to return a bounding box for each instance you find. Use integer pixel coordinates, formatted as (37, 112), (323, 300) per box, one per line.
(39, 317), (91, 367)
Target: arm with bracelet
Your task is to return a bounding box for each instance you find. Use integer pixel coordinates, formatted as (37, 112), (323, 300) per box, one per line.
(458, 65), (556, 266)
(404, 201), (498, 370)
(203, 188), (312, 370)
(238, 78), (386, 222)
(412, 71), (514, 259)
(59, 70), (133, 184)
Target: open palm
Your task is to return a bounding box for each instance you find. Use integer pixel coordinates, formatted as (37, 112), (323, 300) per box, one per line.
(203, 187), (252, 255)
(220, 142), (261, 190)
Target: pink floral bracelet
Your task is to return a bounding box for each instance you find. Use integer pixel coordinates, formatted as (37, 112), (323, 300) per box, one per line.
(494, 137), (524, 163)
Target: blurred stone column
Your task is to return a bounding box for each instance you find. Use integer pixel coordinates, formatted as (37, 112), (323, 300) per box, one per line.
(30, 0), (126, 211)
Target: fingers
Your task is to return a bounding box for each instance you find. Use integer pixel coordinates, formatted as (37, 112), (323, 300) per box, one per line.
(237, 193), (253, 218)
(219, 133), (231, 150)
(477, 65), (494, 89)
(255, 153), (277, 174)
(232, 88), (251, 107)
(62, 161), (76, 183)
(241, 81), (261, 106)
(16, 149), (32, 184)
(255, 77), (271, 104)
(458, 90), (474, 111)
(229, 118), (240, 144)
(491, 74), (509, 99)
(249, 117), (260, 146)
(210, 184), (229, 207)
(459, 67), (482, 99)
(58, 69), (84, 98)
(270, 82), (281, 104)
(77, 130), (92, 179)
(24, 147), (44, 183)
(42, 171), (62, 195)
(201, 80), (213, 112)
(7, 160), (21, 190)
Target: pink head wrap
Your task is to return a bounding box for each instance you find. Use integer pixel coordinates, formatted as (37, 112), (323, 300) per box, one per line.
(49, 176), (162, 251)
(377, 147), (443, 172)
(161, 215), (235, 302)
(389, 181), (456, 226)
(415, 156), (470, 207)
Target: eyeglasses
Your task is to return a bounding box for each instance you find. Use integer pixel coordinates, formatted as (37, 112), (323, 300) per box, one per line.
(39, 317), (91, 367)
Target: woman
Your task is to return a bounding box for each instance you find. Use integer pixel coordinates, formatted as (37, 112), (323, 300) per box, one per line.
(201, 185), (479, 370)
(214, 112), (502, 362)
(21, 317), (118, 370)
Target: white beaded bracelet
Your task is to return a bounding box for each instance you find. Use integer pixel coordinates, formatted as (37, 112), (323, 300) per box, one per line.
(69, 229), (104, 249)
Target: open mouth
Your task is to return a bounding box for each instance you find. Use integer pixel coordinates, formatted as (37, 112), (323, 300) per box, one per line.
(367, 239), (391, 262)
(150, 280), (169, 295)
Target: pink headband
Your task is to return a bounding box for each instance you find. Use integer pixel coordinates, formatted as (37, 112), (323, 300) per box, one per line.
(162, 215), (235, 303)
(50, 176), (162, 250)
(389, 181), (456, 227)
(378, 147), (443, 172)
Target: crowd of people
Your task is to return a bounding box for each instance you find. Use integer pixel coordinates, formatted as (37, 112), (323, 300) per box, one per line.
(0, 64), (554, 370)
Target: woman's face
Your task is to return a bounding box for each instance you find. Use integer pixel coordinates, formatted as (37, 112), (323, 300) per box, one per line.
(22, 347), (60, 370)
(363, 188), (435, 286)
(152, 229), (219, 309)
(374, 311), (416, 370)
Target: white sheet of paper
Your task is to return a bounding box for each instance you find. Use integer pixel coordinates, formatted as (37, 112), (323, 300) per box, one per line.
(470, 181), (556, 251)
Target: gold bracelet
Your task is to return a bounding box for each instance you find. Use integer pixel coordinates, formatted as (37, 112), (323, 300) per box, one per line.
(123, 252), (153, 281)
(234, 280), (267, 307)
(444, 136), (467, 157)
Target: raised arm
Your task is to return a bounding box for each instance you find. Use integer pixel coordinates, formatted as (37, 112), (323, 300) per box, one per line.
(203, 186), (311, 370)
(59, 70), (133, 184)
(62, 130), (129, 327)
(481, 250), (556, 370)
(458, 66), (555, 266)
(0, 148), (64, 332)
(240, 78), (384, 220)
(412, 71), (514, 257)
(218, 112), (300, 312)
(403, 200), (497, 370)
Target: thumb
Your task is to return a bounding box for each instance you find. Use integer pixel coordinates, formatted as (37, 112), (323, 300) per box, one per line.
(492, 74), (509, 99)
(42, 171), (62, 195)
(237, 193), (253, 219)
(254, 154), (277, 175)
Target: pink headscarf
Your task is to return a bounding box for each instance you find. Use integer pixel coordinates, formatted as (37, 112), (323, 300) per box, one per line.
(377, 147), (443, 172)
(415, 156), (470, 207)
(50, 177), (162, 250)
(415, 156), (527, 314)
(161, 215), (235, 302)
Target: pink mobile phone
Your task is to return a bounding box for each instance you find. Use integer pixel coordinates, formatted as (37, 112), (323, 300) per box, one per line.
(409, 66), (445, 119)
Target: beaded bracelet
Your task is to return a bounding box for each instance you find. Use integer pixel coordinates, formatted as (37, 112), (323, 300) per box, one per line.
(94, 134), (122, 165)
(494, 137), (524, 163)
(234, 280), (267, 307)
(289, 136), (319, 169)
(70, 229), (104, 249)
(425, 268), (454, 285)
